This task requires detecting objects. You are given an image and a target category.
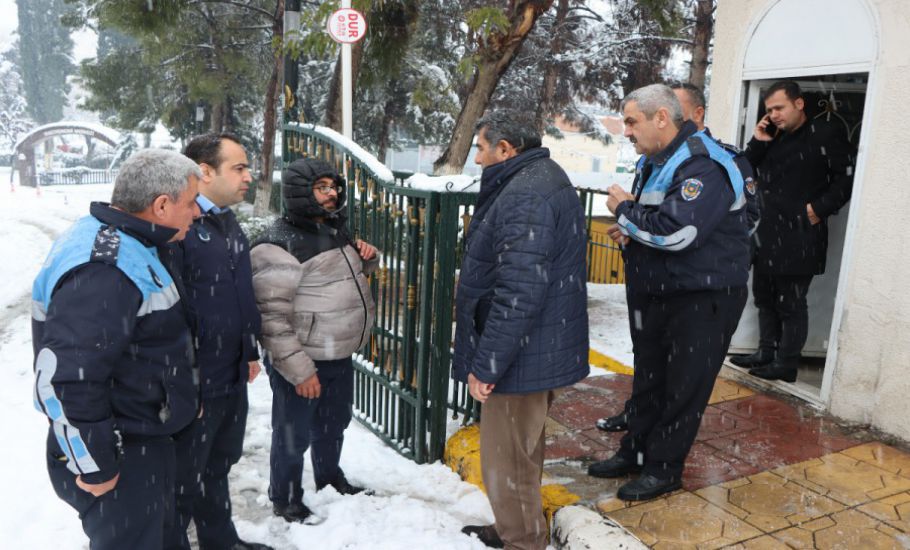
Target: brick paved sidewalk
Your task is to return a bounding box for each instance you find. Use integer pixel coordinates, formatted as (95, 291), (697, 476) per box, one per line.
(544, 370), (910, 549)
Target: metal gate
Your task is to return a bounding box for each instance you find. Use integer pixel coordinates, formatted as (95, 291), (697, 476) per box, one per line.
(282, 123), (478, 463)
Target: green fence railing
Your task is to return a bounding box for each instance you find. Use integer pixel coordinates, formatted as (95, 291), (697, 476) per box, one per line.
(282, 123), (478, 463)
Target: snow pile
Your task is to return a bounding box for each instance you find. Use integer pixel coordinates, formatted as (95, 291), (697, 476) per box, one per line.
(288, 123), (396, 184)
(403, 173), (478, 193)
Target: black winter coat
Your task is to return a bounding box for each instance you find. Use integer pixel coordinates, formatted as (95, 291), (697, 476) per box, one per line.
(452, 148), (590, 394)
(745, 117), (854, 275)
(175, 206), (261, 398)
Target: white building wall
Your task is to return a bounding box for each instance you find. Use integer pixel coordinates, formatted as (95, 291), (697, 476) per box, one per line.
(709, 0), (910, 441)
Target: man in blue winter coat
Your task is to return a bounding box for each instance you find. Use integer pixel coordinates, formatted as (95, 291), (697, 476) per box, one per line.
(166, 133), (270, 550)
(454, 112), (590, 550)
(32, 149), (202, 550)
(586, 84), (750, 501)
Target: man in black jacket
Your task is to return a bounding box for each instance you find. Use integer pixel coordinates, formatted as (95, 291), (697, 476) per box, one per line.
(33, 149), (202, 550)
(732, 81), (854, 382)
(166, 133), (270, 550)
(586, 84), (749, 501)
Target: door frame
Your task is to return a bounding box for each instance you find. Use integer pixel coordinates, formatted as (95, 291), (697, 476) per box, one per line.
(725, 0), (881, 408)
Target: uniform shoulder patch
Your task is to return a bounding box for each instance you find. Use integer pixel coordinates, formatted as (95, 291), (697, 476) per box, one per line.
(745, 176), (757, 195)
(681, 178), (704, 201)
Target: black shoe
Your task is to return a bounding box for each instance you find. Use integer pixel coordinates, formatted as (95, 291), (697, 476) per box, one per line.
(616, 474), (682, 501)
(272, 502), (313, 523)
(750, 361), (797, 383)
(730, 348), (775, 368)
(318, 472), (370, 496)
(588, 454), (643, 478)
(595, 412), (629, 432)
(230, 541), (274, 550)
(461, 525), (504, 548)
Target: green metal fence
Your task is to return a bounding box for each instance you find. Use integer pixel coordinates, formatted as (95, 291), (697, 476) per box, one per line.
(279, 125), (628, 463)
(282, 123), (478, 463)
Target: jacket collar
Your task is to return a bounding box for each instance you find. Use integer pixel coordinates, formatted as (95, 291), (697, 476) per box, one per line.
(478, 147), (550, 205)
(90, 202), (178, 247)
(650, 120), (698, 166)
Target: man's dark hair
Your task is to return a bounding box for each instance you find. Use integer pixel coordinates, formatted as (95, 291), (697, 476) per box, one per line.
(183, 132), (243, 168)
(763, 81), (802, 102)
(475, 112), (542, 153)
(668, 81), (706, 110)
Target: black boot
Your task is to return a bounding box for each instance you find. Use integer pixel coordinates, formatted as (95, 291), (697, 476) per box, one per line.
(272, 502), (314, 523)
(461, 525), (504, 548)
(730, 348), (775, 368)
(617, 474), (681, 501)
(318, 471), (371, 496)
(595, 412), (629, 432)
(588, 454), (643, 478)
(751, 360), (797, 383)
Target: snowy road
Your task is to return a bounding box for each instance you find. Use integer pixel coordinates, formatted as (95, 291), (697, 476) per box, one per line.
(0, 176), (496, 549)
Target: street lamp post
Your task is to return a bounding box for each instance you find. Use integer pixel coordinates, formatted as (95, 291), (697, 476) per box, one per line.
(284, 0), (301, 124)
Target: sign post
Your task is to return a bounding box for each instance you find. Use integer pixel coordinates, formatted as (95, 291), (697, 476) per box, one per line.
(327, 3), (368, 141)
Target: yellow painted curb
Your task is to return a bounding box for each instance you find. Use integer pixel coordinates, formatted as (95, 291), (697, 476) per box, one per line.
(589, 348), (634, 376)
(445, 425), (581, 535)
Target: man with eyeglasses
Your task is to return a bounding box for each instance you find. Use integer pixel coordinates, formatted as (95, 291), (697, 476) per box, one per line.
(250, 157), (378, 524)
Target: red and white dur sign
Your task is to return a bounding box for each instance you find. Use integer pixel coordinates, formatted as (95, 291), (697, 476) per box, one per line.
(327, 9), (368, 44)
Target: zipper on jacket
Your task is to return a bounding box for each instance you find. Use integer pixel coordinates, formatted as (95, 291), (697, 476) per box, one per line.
(338, 244), (370, 349)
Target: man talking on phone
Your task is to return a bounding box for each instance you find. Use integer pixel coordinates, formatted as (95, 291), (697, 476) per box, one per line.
(732, 81), (854, 382)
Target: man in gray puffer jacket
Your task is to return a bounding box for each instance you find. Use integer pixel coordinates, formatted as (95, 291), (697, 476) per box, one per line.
(250, 158), (378, 524)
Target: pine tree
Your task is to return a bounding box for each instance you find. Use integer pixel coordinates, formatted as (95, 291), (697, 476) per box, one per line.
(16, 0), (75, 124)
(0, 44), (34, 154)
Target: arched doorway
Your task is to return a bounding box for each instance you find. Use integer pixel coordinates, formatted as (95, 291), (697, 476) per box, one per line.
(727, 0), (879, 404)
(13, 122), (121, 187)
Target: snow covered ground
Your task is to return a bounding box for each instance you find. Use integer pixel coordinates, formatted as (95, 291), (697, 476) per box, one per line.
(0, 169), (636, 548)
(0, 172), (499, 549)
(587, 283), (633, 368)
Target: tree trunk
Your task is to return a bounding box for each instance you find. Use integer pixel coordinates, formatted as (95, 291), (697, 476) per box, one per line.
(376, 97), (395, 164)
(688, 0), (713, 90)
(254, 0), (284, 215)
(535, 0), (569, 134)
(210, 101), (224, 133)
(433, 1), (554, 175)
(323, 37), (367, 132)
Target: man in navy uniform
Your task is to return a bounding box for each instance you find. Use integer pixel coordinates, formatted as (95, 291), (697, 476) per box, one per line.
(587, 84), (750, 501)
(33, 149), (202, 550)
(594, 81), (759, 435)
(167, 133), (270, 550)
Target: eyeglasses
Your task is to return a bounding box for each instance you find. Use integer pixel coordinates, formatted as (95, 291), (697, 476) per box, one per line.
(314, 184), (339, 194)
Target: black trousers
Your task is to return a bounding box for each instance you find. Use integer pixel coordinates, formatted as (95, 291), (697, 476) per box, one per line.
(752, 270), (813, 361)
(268, 356), (354, 506)
(618, 287), (747, 480)
(47, 429), (176, 550)
(167, 386), (249, 550)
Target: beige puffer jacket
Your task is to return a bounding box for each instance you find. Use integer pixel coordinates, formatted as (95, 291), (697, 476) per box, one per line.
(251, 243), (377, 384)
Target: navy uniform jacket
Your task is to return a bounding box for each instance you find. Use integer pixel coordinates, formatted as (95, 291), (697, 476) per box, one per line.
(616, 121), (750, 296)
(173, 197), (261, 398)
(32, 202), (198, 484)
(452, 148), (590, 394)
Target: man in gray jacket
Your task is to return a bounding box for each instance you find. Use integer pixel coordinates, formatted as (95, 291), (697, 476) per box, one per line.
(251, 158), (378, 523)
